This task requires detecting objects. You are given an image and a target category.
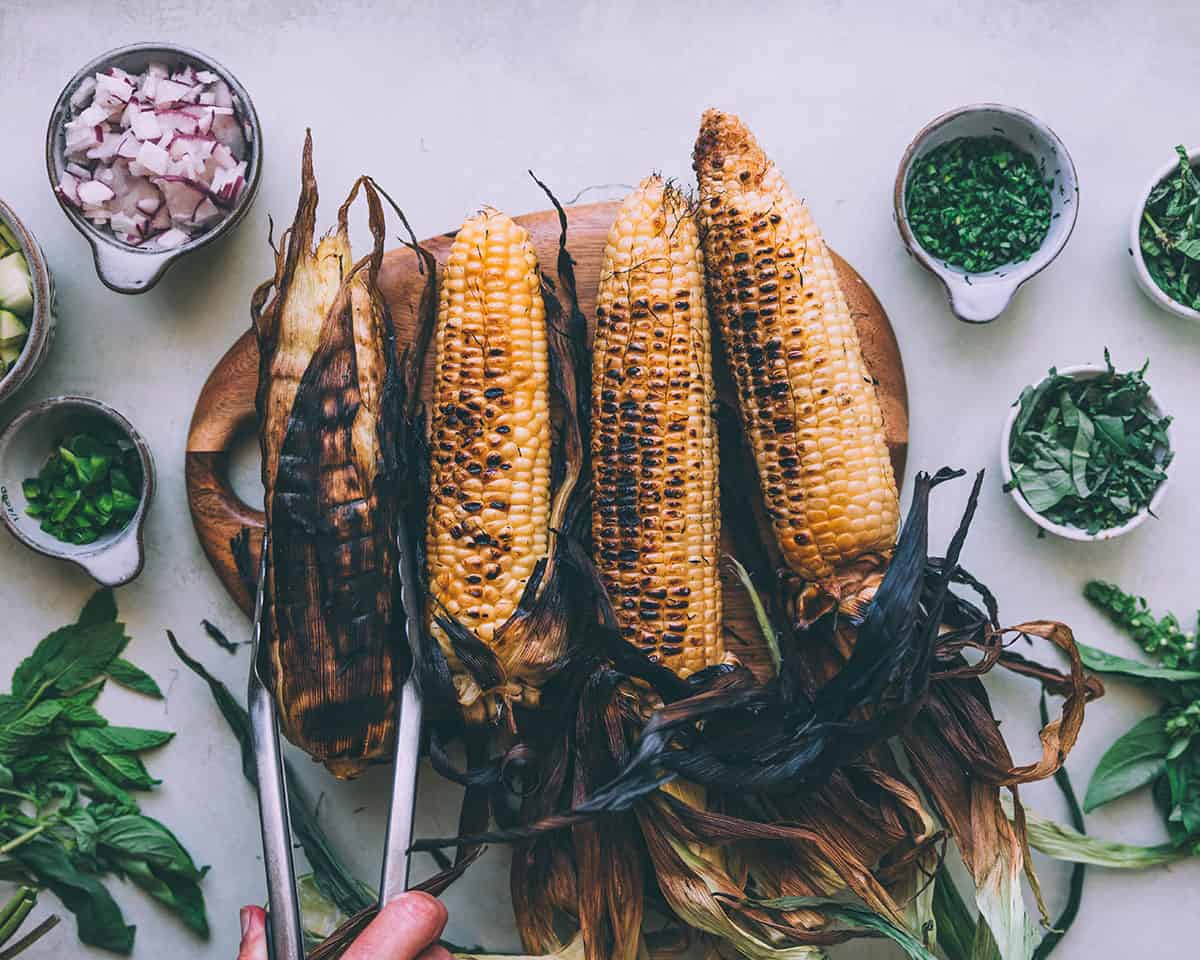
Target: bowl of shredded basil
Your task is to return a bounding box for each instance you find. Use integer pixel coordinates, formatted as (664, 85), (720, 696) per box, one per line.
(1001, 355), (1172, 541)
(1131, 145), (1200, 321)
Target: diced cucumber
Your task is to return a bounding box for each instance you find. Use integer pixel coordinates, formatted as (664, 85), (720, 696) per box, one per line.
(0, 309), (28, 347)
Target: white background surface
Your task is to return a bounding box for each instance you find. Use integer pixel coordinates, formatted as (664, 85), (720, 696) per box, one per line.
(0, 0), (1197, 956)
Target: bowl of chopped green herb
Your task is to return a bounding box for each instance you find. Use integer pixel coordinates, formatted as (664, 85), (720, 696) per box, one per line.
(0, 395), (154, 584)
(1001, 356), (1172, 541)
(896, 103), (1078, 323)
(1131, 145), (1200, 321)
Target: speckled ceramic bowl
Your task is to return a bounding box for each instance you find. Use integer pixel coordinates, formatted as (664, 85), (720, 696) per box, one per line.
(1130, 147), (1200, 322)
(1000, 365), (1170, 542)
(896, 103), (1079, 323)
(0, 396), (154, 585)
(0, 200), (56, 406)
(46, 42), (262, 294)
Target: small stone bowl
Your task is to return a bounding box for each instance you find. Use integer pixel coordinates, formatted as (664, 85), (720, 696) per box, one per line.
(0, 396), (155, 585)
(1129, 147), (1200, 322)
(46, 42), (262, 294)
(895, 103), (1079, 323)
(0, 200), (56, 406)
(1000, 364), (1171, 542)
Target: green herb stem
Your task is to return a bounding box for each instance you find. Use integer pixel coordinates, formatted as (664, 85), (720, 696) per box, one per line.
(0, 825), (48, 857)
(0, 890), (35, 948)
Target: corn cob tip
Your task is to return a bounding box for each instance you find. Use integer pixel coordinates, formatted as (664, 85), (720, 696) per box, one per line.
(694, 109), (767, 185)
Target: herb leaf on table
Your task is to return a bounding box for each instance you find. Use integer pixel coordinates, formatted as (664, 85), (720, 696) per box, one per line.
(1084, 715), (1171, 812)
(0, 590), (209, 952)
(1005, 354), (1171, 534)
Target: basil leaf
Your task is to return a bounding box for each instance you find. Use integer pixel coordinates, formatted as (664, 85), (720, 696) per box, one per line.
(1084, 714), (1170, 812)
(1070, 408), (1094, 498)
(76, 589), (117, 627)
(1165, 745), (1200, 834)
(9, 835), (135, 954)
(65, 741), (132, 804)
(0, 701), (64, 762)
(63, 806), (100, 857)
(112, 855), (209, 938)
(1014, 464), (1071, 512)
(95, 753), (160, 790)
(1077, 642), (1200, 683)
(97, 814), (206, 883)
(71, 726), (173, 755)
(106, 659), (163, 699)
(1175, 238), (1200, 260)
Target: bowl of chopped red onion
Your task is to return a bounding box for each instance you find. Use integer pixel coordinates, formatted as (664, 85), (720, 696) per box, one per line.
(45, 43), (261, 294)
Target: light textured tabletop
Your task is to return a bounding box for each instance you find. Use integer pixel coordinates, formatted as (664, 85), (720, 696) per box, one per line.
(0, 0), (1195, 956)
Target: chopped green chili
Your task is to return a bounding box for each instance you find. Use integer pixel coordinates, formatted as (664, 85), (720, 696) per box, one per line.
(905, 135), (1054, 273)
(1139, 144), (1200, 311)
(23, 422), (143, 545)
(1005, 352), (1171, 534)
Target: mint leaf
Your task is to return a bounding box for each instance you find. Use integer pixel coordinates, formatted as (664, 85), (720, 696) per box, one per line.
(106, 659), (163, 699)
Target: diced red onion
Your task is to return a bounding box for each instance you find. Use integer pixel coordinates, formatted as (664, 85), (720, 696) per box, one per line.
(59, 57), (250, 247)
(77, 180), (115, 204)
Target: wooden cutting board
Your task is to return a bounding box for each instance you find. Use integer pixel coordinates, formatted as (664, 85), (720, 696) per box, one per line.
(185, 201), (908, 677)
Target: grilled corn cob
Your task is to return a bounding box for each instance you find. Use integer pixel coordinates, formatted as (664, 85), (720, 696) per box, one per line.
(427, 208), (556, 723)
(251, 133), (400, 778)
(592, 176), (722, 677)
(693, 109), (899, 590)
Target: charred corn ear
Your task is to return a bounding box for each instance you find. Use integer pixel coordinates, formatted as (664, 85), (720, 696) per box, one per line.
(251, 133), (400, 779)
(427, 208), (554, 720)
(694, 109), (899, 587)
(592, 177), (722, 677)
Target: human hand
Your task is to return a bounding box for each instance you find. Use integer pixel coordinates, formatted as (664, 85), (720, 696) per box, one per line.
(237, 892), (451, 960)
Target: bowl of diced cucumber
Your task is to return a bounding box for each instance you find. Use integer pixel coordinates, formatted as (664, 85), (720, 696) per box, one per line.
(0, 200), (56, 405)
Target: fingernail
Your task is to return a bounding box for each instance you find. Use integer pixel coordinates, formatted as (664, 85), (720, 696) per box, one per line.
(240, 907), (251, 937)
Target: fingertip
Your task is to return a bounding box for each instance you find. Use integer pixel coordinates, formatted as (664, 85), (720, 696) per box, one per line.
(383, 891), (448, 933)
(237, 905), (268, 960)
(416, 946), (453, 960)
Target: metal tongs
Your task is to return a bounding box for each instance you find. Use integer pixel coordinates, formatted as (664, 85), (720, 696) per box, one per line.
(248, 534), (425, 959)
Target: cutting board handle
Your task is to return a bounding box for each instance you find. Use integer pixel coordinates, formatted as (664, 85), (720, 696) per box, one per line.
(185, 329), (264, 614)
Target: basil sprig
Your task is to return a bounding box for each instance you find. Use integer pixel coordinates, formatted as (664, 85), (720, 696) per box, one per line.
(1079, 581), (1200, 860)
(0, 591), (207, 953)
(1005, 353), (1171, 534)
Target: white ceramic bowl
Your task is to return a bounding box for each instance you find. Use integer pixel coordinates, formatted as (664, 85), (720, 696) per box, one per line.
(0, 200), (56, 406)
(1129, 147), (1200, 322)
(895, 103), (1079, 324)
(0, 396), (154, 585)
(45, 42), (262, 294)
(1000, 364), (1171, 542)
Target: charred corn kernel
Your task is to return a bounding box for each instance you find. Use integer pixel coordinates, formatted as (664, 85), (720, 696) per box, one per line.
(427, 208), (552, 665)
(592, 176), (722, 677)
(693, 110), (898, 585)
